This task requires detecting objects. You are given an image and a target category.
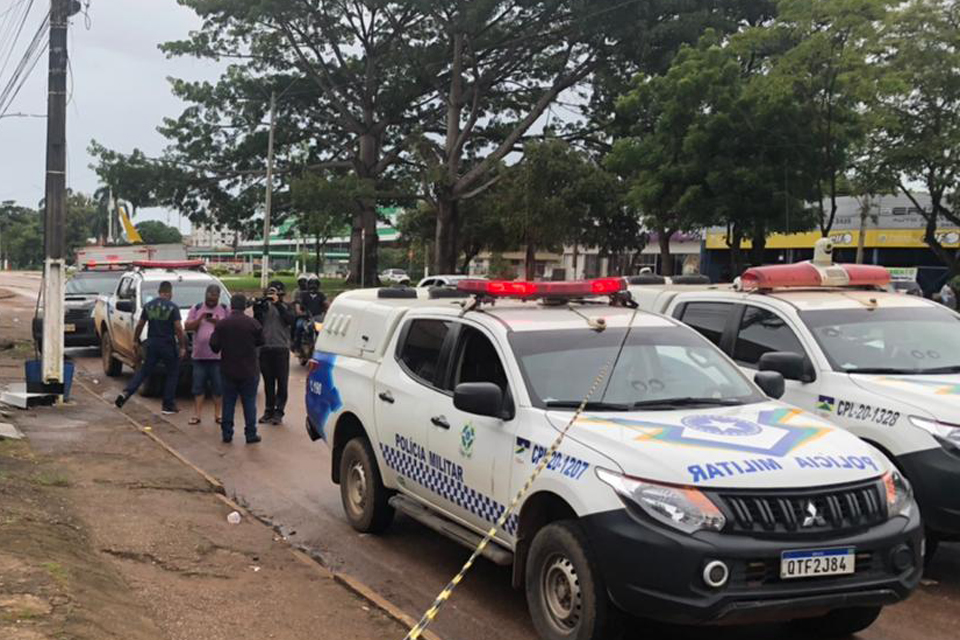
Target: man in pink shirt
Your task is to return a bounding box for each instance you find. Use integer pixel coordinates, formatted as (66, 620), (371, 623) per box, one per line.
(184, 285), (228, 425)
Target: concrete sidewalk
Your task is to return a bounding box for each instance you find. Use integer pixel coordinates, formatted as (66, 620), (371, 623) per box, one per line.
(0, 357), (410, 640)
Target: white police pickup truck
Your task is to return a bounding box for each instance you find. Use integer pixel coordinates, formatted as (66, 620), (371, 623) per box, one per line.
(629, 250), (960, 561)
(94, 260), (230, 395)
(305, 277), (920, 640)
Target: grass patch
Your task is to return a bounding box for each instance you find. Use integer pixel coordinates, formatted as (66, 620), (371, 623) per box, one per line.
(1, 608), (42, 622)
(31, 472), (71, 488)
(41, 561), (70, 587)
(0, 439), (33, 461)
(219, 275), (356, 298)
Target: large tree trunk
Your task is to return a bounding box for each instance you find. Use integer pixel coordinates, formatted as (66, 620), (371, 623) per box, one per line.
(658, 230), (674, 276)
(347, 213), (363, 285)
(434, 196), (459, 274)
(524, 241), (536, 280)
(750, 223), (767, 267)
(924, 212), (960, 276)
(360, 201), (379, 286)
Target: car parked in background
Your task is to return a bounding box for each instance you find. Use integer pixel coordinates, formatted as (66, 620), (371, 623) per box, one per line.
(416, 274), (482, 288)
(379, 268), (410, 285)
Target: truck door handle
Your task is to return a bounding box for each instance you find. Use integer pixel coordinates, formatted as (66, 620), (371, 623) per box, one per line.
(378, 391), (395, 404)
(431, 416), (450, 430)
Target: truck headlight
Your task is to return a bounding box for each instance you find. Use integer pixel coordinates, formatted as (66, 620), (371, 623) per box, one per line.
(881, 470), (912, 518)
(908, 415), (960, 450)
(596, 468), (726, 534)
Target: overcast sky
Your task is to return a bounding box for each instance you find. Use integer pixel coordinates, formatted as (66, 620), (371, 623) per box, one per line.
(0, 0), (221, 232)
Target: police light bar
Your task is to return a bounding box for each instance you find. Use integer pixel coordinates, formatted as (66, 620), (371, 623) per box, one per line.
(456, 278), (626, 298)
(740, 262), (890, 291)
(132, 259), (206, 270)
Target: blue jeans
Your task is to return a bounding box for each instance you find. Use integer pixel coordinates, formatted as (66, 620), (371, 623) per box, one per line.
(221, 375), (259, 441)
(125, 339), (179, 409)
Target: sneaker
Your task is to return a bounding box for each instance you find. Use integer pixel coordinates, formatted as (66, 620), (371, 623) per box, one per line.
(258, 413), (274, 424)
(161, 406), (180, 415)
(246, 435), (262, 444)
(222, 435), (233, 444)
(270, 414), (284, 425)
(114, 392), (130, 409)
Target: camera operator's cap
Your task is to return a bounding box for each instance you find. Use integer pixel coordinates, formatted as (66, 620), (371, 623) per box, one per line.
(268, 279), (285, 292)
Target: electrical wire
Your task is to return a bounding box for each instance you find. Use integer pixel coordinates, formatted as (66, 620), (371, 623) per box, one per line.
(0, 0), (35, 86)
(0, 10), (49, 119)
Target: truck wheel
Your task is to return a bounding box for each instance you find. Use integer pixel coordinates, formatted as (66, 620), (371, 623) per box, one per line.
(526, 521), (621, 640)
(792, 606), (883, 637)
(339, 437), (394, 533)
(101, 333), (122, 377)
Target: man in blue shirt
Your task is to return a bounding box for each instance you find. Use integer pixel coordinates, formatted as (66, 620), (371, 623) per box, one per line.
(115, 281), (187, 414)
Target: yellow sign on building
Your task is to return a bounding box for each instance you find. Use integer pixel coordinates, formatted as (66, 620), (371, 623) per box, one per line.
(705, 228), (960, 250)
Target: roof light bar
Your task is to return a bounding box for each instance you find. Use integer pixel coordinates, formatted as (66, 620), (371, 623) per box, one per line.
(132, 259), (206, 270)
(456, 278), (626, 299)
(740, 262), (890, 291)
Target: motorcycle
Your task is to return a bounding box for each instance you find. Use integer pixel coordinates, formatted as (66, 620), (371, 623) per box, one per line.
(294, 313), (324, 366)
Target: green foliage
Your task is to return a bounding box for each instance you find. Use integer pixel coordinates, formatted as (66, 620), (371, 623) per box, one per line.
(135, 220), (183, 244)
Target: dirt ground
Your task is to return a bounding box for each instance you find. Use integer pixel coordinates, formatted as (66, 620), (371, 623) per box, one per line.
(0, 288), (409, 640)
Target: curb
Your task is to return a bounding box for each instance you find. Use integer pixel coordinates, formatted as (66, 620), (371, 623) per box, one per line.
(73, 376), (444, 640)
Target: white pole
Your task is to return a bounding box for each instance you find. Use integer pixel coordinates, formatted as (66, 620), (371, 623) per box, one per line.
(260, 91), (276, 290)
(361, 228), (366, 288)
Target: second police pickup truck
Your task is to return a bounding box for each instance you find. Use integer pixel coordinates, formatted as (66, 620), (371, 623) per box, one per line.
(305, 276), (921, 640)
(629, 239), (960, 561)
(94, 260), (230, 395)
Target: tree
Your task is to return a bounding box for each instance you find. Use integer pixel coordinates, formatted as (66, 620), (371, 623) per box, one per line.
(768, 0), (892, 236)
(291, 173), (358, 276)
(135, 220), (183, 244)
(872, 0), (960, 274)
(88, 144), (163, 218)
(0, 202), (42, 269)
(496, 139), (619, 278)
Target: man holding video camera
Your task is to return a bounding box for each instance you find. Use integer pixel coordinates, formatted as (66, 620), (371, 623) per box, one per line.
(253, 280), (295, 425)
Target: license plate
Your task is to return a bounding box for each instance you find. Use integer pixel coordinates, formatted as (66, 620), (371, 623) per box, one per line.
(64, 324), (76, 333)
(780, 547), (855, 579)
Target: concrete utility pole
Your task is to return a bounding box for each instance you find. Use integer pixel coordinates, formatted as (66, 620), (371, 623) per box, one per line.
(41, 0), (79, 391)
(260, 91), (276, 290)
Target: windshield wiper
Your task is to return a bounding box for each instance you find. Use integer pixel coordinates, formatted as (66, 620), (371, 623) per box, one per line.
(545, 400), (630, 411)
(631, 397), (744, 409)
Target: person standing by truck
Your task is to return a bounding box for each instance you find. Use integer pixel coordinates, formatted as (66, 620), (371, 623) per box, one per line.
(210, 294), (264, 444)
(254, 280), (295, 425)
(114, 281), (186, 415)
(184, 284), (227, 425)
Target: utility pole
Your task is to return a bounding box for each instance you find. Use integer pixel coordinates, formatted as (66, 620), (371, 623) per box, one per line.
(41, 0), (79, 391)
(260, 91), (276, 290)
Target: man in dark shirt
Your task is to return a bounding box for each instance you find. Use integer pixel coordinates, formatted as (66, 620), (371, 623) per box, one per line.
(293, 275), (328, 350)
(210, 293), (264, 444)
(253, 281), (295, 425)
(115, 280), (186, 414)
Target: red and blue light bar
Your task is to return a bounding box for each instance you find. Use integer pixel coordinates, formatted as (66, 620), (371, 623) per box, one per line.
(457, 278), (626, 298)
(132, 259), (206, 270)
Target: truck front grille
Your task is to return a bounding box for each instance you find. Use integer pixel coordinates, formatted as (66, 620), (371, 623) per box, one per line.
(711, 480), (886, 535)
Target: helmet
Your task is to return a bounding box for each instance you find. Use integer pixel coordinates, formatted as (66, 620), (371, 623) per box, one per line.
(297, 273), (308, 287)
(307, 273), (320, 290)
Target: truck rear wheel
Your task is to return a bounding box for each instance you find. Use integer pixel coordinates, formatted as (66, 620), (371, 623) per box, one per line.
(791, 605), (883, 637)
(339, 437), (394, 533)
(526, 521), (621, 640)
(101, 333), (122, 377)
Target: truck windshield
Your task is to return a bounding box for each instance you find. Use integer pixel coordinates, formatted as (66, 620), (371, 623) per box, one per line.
(800, 306), (960, 374)
(142, 282), (229, 308)
(509, 327), (762, 410)
(66, 272), (122, 295)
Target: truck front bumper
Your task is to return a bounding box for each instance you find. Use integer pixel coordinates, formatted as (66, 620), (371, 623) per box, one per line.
(33, 316), (99, 348)
(581, 507), (922, 625)
(898, 446), (960, 538)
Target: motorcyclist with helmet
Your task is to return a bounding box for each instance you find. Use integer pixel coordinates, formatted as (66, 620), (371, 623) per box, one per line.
(294, 274), (327, 351)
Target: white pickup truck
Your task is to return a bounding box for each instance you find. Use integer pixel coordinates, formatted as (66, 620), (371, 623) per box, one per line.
(94, 260), (230, 395)
(304, 277), (920, 640)
(630, 255), (960, 559)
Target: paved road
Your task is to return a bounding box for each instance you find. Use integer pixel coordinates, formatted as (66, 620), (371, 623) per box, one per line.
(5, 271), (960, 640)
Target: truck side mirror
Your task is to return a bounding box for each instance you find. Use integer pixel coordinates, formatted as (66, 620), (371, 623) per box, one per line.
(454, 382), (505, 419)
(754, 371), (785, 399)
(758, 351), (816, 383)
(116, 300), (135, 313)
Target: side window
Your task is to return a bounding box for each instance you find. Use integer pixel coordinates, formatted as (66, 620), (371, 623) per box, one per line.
(679, 302), (733, 347)
(734, 306), (805, 367)
(421, 279), (435, 288)
(117, 278), (134, 299)
(398, 319), (452, 386)
(452, 327), (508, 394)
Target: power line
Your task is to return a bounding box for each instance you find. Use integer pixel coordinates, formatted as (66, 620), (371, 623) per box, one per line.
(0, 0), (36, 85)
(0, 10), (49, 119)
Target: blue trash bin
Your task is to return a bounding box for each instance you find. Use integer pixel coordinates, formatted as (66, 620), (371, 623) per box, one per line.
(24, 359), (74, 401)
